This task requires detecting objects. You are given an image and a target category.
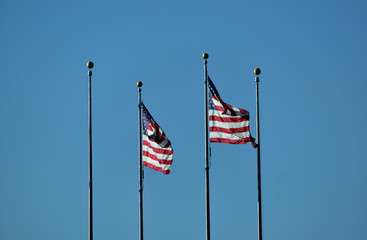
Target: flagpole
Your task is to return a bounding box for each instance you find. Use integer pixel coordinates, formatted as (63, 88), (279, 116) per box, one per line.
(137, 81), (144, 240)
(203, 53), (211, 240)
(254, 68), (263, 240)
(87, 61), (94, 240)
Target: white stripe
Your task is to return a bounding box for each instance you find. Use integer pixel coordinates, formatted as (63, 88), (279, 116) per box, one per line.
(210, 131), (251, 140)
(209, 120), (249, 129)
(143, 157), (172, 170)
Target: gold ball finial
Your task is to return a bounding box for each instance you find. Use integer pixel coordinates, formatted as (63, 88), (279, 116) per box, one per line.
(87, 61), (94, 69)
(137, 81), (143, 87)
(254, 68), (261, 75)
(202, 53), (209, 59)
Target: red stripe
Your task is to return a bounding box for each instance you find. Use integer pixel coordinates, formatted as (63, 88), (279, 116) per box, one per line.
(143, 162), (170, 175)
(213, 105), (225, 113)
(209, 115), (249, 122)
(210, 137), (256, 145)
(143, 140), (173, 155)
(143, 151), (173, 164)
(210, 126), (250, 134)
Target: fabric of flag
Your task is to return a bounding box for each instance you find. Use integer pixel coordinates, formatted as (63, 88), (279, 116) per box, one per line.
(141, 103), (173, 175)
(208, 77), (257, 147)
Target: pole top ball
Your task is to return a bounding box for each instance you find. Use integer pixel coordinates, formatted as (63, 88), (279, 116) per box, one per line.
(87, 61), (94, 69)
(254, 68), (261, 75)
(137, 81), (143, 87)
(202, 53), (209, 59)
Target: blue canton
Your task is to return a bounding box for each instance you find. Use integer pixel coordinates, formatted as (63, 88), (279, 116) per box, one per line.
(141, 103), (151, 136)
(208, 77), (218, 110)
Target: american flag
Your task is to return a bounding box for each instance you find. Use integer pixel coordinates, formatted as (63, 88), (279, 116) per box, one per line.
(141, 103), (173, 175)
(208, 77), (257, 147)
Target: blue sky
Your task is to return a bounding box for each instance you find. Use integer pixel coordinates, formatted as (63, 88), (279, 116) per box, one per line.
(1, 0), (367, 239)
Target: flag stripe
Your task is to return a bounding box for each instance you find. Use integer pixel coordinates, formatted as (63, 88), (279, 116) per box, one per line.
(143, 162), (171, 175)
(209, 114), (249, 122)
(210, 126), (250, 134)
(210, 138), (254, 144)
(210, 119), (249, 129)
(210, 131), (252, 140)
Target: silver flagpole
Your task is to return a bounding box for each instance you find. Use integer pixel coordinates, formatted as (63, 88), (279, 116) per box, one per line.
(254, 68), (263, 240)
(87, 61), (94, 240)
(203, 53), (211, 240)
(137, 81), (144, 240)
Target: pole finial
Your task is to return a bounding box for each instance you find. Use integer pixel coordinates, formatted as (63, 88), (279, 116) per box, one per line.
(87, 61), (94, 69)
(202, 53), (209, 59)
(137, 81), (143, 88)
(254, 68), (261, 75)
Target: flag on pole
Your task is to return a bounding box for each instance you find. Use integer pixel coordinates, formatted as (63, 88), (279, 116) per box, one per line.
(141, 103), (173, 175)
(208, 77), (257, 147)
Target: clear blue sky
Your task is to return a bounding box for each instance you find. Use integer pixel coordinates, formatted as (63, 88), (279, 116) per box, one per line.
(1, 0), (367, 239)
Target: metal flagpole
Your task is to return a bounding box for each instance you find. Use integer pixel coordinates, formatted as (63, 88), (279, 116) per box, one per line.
(87, 61), (94, 240)
(137, 81), (144, 240)
(254, 68), (263, 240)
(203, 53), (211, 240)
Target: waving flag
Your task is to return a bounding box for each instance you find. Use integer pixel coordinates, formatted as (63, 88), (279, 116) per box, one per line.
(208, 77), (257, 147)
(141, 103), (173, 174)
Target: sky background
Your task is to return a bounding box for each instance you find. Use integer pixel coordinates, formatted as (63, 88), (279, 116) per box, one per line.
(1, 0), (367, 239)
